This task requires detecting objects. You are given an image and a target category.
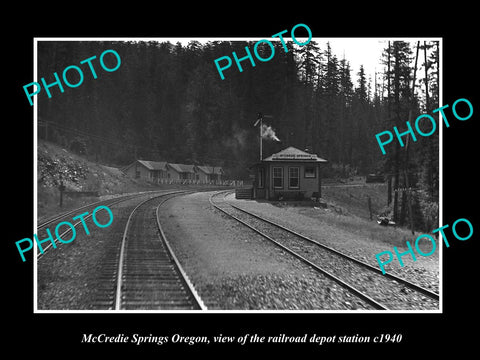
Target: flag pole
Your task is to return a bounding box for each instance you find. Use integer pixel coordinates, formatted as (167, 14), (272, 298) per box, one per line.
(255, 112), (270, 161)
(260, 115), (263, 161)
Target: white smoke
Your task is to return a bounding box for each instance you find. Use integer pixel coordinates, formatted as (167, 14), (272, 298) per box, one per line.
(261, 124), (280, 142)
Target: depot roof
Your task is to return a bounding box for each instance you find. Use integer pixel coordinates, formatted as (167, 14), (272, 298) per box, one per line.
(262, 146), (327, 162)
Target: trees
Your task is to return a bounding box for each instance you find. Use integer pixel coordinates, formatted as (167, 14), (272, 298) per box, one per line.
(351, 65), (371, 173)
(377, 40), (440, 231)
(37, 40), (439, 228)
(380, 41), (414, 223)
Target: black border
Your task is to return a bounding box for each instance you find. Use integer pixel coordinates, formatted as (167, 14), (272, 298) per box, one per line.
(6, 6), (478, 355)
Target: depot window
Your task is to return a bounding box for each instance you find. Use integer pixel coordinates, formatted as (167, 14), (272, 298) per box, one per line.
(289, 167), (300, 189)
(305, 166), (316, 178)
(273, 167), (283, 189)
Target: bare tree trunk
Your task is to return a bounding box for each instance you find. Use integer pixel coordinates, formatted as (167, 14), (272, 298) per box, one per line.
(403, 41), (420, 234)
(386, 41), (395, 214)
(424, 41), (430, 112)
(424, 40), (435, 201)
(393, 42), (400, 223)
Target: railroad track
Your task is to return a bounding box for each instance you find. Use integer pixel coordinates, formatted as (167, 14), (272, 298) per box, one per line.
(92, 191), (206, 310)
(36, 190), (174, 259)
(209, 191), (439, 311)
(37, 190), (161, 229)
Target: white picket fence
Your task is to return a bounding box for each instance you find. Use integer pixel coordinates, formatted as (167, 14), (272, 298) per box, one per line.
(151, 178), (244, 187)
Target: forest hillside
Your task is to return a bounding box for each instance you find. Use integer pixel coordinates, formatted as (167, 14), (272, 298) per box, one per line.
(37, 39), (440, 231)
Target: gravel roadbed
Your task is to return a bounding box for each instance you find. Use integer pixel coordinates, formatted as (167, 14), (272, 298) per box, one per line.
(37, 192), (168, 310)
(158, 192), (375, 310)
(37, 189), (439, 311)
(226, 193), (440, 300)
(217, 203), (438, 310)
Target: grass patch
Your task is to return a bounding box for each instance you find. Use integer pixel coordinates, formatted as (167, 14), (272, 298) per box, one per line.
(295, 204), (417, 249)
(322, 183), (389, 220)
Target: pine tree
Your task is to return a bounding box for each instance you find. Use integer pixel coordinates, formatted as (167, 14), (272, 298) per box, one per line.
(338, 58), (354, 169)
(351, 65), (370, 173)
(322, 42), (340, 162)
(380, 41), (414, 223)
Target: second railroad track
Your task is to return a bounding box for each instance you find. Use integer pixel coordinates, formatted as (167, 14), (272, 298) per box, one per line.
(209, 191), (439, 311)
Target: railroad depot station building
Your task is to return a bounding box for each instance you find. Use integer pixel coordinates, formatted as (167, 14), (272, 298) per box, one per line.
(123, 160), (225, 184)
(250, 146), (327, 200)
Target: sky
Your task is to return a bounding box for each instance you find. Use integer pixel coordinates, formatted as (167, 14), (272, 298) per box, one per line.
(52, 37), (439, 85)
(169, 37), (387, 73)
(318, 38), (387, 83)
(167, 37), (438, 86)
(129, 36), (440, 98)
(321, 38), (440, 85)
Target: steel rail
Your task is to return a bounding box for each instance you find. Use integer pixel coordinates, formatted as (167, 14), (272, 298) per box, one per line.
(114, 196), (155, 310)
(37, 195), (133, 259)
(115, 190), (204, 310)
(37, 190), (161, 229)
(229, 202), (440, 301)
(36, 191), (174, 259)
(37, 198), (106, 230)
(155, 197), (207, 310)
(209, 192), (388, 310)
(114, 191), (187, 310)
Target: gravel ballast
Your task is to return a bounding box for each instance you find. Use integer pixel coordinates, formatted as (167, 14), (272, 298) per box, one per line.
(226, 193), (440, 298)
(219, 203), (438, 310)
(37, 189), (440, 311)
(158, 192), (379, 310)
(37, 191), (177, 310)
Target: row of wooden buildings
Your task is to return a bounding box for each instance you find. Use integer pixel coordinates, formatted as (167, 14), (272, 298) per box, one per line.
(122, 146), (328, 200)
(123, 159), (226, 184)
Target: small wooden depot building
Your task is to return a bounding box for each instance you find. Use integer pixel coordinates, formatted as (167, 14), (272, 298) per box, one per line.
(252, 146), (327, 200)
